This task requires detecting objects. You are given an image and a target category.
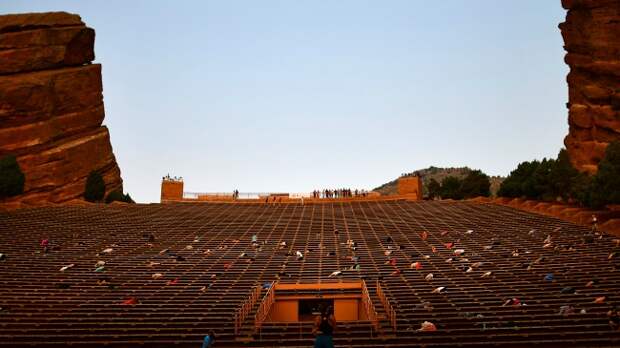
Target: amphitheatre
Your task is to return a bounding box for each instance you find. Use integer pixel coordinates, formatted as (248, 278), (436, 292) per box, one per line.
(1, 1), (620, 348)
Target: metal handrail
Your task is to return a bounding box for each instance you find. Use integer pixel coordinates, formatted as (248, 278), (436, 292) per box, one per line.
(254, 281), (277, 331)
(183, 192), (290, 199)
(376, 280), (397, 331)
(361, 280), (380, 333)
(234, 284), (262, 335)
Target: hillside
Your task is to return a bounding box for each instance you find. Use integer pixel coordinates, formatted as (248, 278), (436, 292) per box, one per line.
(373, 166), (504, 197)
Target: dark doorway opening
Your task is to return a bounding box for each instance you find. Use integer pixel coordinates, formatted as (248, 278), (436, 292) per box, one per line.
(298, 299), (333, 321)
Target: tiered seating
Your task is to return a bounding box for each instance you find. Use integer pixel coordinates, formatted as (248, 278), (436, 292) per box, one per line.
(0, 201), (619, 347)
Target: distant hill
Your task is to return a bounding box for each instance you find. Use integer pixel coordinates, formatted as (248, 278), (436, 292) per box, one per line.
(373, 166), (504, 197)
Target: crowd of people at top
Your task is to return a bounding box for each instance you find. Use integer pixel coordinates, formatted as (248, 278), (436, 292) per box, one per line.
(312, 189), (369, 199)
(162, 174), (183, 182)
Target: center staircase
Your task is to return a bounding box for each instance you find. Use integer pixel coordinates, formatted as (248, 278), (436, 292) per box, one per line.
(232, 280), (396, 346)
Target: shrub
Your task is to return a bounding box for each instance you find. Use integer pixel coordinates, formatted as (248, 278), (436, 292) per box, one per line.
(124, 193), (135, 203)
(531, 158), (556, 201)
(498, 160), (540, 198)
(570, 172), (591, 207)
(588, 141), (620, 209)
(497, 145), (620, 208)
(427, 178), (441, 199)
(105, 190), (135, 204)
(0, 155), (25, 199)
(84, 171), (105, 202)
(498, 152), (584, 202)
(460, 170), (491, 198)
(550, 149), (581, 201)
(440, 176), (463, 200)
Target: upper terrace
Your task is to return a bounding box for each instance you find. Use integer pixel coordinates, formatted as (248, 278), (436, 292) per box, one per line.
(160, 176), (423, 203)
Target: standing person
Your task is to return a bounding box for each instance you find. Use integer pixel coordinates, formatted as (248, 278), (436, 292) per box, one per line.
(592, 214), (598, 233)
(609, 306), (620, 331)
(201, 331), (215, 348)
(312, 305), (336, 348)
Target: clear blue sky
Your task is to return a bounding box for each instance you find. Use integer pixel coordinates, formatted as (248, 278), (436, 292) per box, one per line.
(3, 1), (568, 203)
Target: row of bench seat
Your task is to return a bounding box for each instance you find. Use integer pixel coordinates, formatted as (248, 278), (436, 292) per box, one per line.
(1, 200), (619, 347)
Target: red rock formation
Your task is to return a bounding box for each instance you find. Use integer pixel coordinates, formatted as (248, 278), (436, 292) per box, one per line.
(0, 12), (122, 205)
(560, 0), (620, 174)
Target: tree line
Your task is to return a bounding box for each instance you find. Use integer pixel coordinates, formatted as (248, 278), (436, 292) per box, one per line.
(426, 170), (491, 200)
(497, 142), (620, 209)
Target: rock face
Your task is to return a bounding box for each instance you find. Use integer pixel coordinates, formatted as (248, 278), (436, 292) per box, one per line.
(560, 0), (620, 174)
(0, 12), (122, 205)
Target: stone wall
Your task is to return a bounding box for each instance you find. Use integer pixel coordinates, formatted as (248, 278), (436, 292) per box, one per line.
(560, 0), (620, 173)
(0, 12), (123, 204)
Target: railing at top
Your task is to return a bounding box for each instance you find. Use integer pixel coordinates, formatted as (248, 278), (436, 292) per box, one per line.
(361, 280), (380, 334)
(254, 281), (277, 332)
(234, 283), (262, 335)
(182, 191), (379, 200)
(376, 280), (397, 332)
(183, 192), (300, 200)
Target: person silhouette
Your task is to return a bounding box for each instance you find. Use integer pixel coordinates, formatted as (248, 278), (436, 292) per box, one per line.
(312, 305), (336, 348)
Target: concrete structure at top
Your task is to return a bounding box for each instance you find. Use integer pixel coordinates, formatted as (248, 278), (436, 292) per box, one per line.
(397, 176), (423, 200)
(160, 178), (183, 202)
(159, 177), (420, 203)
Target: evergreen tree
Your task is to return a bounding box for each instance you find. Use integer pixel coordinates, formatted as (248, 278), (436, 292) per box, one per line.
(498, 160), (540, 198)
(550, 149), (580, 201)
(460, 170), (491, 198)
(427, 178), (441, 199)
(531, 158), (555, 200)
(84, 171), (105, 202)
(440, 176), (463, 200)
(105, 190), (135, 204)
(0, 155), (25, 199)
(571, 172), (591, 207)
(589, 141), (620, 209)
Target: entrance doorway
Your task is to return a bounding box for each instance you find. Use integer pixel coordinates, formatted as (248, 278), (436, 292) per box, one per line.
(264, 282), (367, 322)
(298, 299), (333, 321)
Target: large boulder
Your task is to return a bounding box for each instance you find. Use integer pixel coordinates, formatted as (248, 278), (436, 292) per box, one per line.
(0, 12), (123, 205)
(561, 1), (620, 174)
